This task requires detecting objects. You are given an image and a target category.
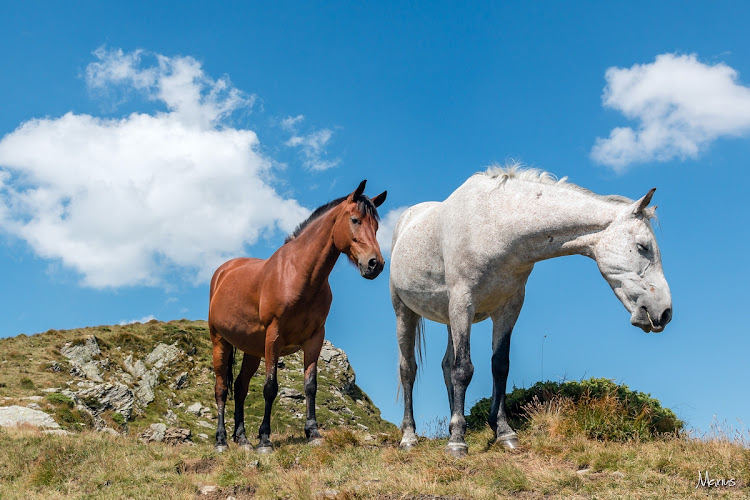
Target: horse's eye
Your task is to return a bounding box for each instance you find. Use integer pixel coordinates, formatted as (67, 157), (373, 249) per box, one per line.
(637, 243), (649, 254)
(351, 217), (360, 224)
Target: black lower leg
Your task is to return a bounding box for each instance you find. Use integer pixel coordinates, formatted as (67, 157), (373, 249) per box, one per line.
(489, 332), (515, 438)
(304, 366), (321, 440)
(258, 372), (278, 449)
(215, 387), (228, 448)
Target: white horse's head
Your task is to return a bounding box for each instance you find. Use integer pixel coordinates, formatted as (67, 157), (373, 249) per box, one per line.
(592, 188), (672, 333)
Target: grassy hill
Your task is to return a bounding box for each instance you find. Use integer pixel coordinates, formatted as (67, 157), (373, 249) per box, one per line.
(0, 321), (748, 499)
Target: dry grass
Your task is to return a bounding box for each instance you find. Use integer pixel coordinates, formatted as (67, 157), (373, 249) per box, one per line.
(0, 415), (748, 499)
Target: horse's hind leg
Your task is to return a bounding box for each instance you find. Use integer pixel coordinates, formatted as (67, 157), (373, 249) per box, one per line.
(233, 352), (261, 449)
(489, 292), (525, 450)
(302, 326), (325, 444)
(445, 289), (475, 457)
(210, 327), (233, 452)
(393, 291), (421, 450)
(257, 322), (281, 453)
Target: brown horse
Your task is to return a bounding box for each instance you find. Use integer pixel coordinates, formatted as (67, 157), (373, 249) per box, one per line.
(208, 180), (387, 452)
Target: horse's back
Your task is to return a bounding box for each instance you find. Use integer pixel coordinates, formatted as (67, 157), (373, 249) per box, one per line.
(210, 257), (264, 300)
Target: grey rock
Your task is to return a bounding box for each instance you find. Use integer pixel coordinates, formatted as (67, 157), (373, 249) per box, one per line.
(123, 355), (147, 379)
(76, 383), (135, 420)
(165, 409), (178, 424)
(186, 402), (203, 416)
(172, 372), (188, 390)
(61, 336), (101, 364)
(141, 422), (167, 442)
(99, 427), (120, 436)
(0, 406), (60, 429)
(135, 369), (159, 406)
(46, 361), (62, 372)
(163, 427), (191, 445)
(144, 343), (181, 370)
(199, 485), (218, 495)
(27, 403), (41, 410)
(197, 420), (213, 428)
(70, 361), (104, 383)
(279, 387), (304, 400)
(43, 429), (71, 436)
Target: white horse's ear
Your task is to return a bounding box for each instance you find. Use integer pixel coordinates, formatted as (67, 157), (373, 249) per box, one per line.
(631, 188), (656, 215)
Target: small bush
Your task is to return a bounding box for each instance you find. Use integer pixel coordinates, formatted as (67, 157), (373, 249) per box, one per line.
(19, 378), (34, 390)
(46, 392), (74, 407)
(111, 412), (126, 426)
(467, 378), (683, 441)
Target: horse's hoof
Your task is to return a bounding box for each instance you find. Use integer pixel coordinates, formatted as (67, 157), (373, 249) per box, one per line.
(496, 435), (520, 450)
(239, 443), (254, 451)
(256, 444), (274, 454)
(215, 444), (229, 453)
(399, 440), (418, 451)
(445, 442), (468, 458)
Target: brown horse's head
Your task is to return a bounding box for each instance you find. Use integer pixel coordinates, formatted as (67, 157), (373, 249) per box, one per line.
(333, 180), (387, 279)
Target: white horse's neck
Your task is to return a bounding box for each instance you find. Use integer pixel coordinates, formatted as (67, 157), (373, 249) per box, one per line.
(478, 177), (624, 264)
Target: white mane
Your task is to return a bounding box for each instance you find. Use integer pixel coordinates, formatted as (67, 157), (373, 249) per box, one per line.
(478, 162), (634, 205)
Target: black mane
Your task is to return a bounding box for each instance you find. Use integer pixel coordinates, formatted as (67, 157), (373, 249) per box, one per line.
(284, 195), (380, 244)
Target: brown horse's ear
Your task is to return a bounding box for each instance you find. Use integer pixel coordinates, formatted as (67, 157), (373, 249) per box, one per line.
(631, 187), (656, 215)
(371, 191), (387, 207)
(349, 180), (367, 201)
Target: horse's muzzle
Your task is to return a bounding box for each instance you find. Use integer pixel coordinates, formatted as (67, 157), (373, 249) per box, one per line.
(361, 258), (384, 280)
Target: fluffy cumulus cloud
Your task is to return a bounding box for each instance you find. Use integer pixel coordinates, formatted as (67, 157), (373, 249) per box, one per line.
(377, 206), (409, 256)
(591, 53), (750, 170)
(0, 48), (309, 288)
(282, 115), (340, 171)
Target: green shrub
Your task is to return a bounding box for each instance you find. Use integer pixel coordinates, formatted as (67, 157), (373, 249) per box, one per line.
(466, 378), (682, 441)
(46, 392), (74, 407)
(19, 378), (34, 390)
(111, 412), (126, 426)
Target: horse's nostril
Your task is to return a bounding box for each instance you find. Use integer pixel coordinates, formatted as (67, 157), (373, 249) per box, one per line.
(661, 307), (672, 325)
(368, 258), (377, 269)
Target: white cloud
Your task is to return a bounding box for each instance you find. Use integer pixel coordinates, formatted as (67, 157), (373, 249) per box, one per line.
(282, 115), (340, 171)
(377, 206), (409, 256)
(119, 315), (156, 325)
(591, 53), (750, 171)
(0, 48), (309, 288)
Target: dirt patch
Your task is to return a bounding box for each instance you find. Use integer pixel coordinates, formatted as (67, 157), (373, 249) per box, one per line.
(195, 484), (255, 499)
(177, 457), (217, 475)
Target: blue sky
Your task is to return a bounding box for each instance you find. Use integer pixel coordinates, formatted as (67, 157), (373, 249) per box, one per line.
(1, 1), (749, 437)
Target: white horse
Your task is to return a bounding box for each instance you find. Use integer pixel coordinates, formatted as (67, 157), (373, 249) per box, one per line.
(389, 166), (672, 456)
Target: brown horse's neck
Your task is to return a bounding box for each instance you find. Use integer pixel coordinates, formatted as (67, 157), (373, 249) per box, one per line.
(284, 204), (343, 289)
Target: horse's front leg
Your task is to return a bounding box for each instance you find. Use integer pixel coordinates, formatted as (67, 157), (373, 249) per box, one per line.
(258, 323), (281, 453)
(233, 353), (261, 449)
(302, 326), (325, 444)
(489, 290), (525, 449)
(446, 291), (475, 457)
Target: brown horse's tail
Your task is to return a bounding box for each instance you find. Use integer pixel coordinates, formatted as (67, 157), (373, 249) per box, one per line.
(226, 346), (235, 398)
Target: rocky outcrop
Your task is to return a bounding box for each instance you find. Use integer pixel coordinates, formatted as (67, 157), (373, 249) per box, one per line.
(61, 335), (106, 383)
